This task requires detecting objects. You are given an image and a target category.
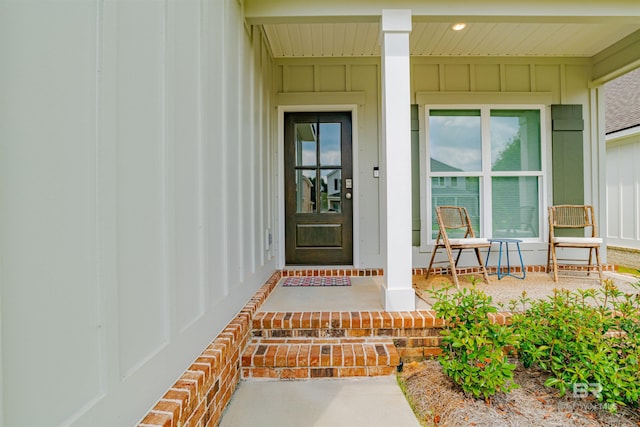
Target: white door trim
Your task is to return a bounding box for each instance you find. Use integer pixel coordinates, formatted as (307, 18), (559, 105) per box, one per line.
(277, 103), (360, 268)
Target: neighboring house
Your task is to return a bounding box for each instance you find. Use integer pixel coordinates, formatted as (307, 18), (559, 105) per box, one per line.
(297, 174), (314, 213)
(326, 169), (342, 212)
(605, 68), (640, 255)
(1, 1), (640, 426)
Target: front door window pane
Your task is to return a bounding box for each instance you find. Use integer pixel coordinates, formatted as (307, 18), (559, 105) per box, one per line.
(295, 123), (317, 167)
(431, 177), (480, 239)
(321, 169), (341, 213)
(319, 123), (341, 166)
(491, 110), (541, 171)
(296, 169), (316, 213)
(492, 177), (539, 238)
(429, 110), (482, 172)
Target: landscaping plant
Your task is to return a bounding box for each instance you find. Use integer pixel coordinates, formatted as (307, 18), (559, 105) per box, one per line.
(429, 284), (519, 401)
(511, 280), (640, 412)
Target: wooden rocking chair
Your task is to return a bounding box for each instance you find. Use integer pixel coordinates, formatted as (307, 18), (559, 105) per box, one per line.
(547, 204), (603, 283)
(427, 206), (491, 287)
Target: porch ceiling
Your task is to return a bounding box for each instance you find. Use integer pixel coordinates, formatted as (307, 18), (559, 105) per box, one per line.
(246, 0), (640, 59)
(261, 20), (640, 58)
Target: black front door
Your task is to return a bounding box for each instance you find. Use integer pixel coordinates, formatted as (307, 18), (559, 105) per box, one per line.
(284, 112), (353, 265)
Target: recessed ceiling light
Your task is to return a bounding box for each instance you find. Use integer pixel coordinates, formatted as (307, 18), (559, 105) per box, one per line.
(451, 23), (466, 31)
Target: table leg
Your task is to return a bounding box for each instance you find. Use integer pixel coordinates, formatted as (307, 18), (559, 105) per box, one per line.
(488, 240), (526, 280)
(504, 241), (525, 279)
(497, 241), (504, 279)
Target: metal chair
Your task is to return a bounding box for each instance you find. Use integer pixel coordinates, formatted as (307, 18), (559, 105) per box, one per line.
(547, 204), (603, 282)
(427, 206), (490, 287)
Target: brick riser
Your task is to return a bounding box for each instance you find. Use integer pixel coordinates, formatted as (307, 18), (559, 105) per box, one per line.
(246, 310), (512, 371)
(253, 324), (443, 362)
(242, 337), (399, 379)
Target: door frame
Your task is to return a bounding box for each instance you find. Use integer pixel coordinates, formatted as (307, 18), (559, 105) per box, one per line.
(277, 103), (361, 268)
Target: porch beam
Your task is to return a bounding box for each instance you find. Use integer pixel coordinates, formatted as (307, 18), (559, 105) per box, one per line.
(244, 0), (640, 25)
(591, 29), (640, 84)
(380, 9), (414, 311)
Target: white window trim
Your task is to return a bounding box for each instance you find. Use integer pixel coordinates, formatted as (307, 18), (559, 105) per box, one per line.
(419, 104), (549, 253)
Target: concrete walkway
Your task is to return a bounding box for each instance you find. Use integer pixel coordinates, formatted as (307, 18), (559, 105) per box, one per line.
(219, 376), (421, 427)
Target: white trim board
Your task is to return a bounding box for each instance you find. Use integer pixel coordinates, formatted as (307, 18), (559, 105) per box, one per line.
(276, 102), (361, 268)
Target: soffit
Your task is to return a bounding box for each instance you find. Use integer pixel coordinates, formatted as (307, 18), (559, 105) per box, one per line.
(262, 21), (640, 58)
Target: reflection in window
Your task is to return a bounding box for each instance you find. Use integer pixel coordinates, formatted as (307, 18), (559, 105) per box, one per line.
(429, 110), (481, 172)
(321, 169), (341, 213)
(491, 110), (541, 172)
(492, 177), (539, 238)
(431, 177), (480, 239)
(427, 107), (543, 241)
(320, 123), (341, 167)
(295, 123), (317, 167)
(295, 169), (315, 213)
(294, 121), (343, 214)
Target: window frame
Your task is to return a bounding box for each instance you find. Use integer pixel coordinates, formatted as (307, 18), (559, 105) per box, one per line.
(420, 104), (549, 250)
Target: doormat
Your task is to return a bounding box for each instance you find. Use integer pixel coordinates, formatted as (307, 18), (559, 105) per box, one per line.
(282, 276), (351, 287)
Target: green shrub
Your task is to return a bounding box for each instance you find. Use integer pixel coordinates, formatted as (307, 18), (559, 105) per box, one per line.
(511, 280), (640, 412)
(429, 285), (519, 401)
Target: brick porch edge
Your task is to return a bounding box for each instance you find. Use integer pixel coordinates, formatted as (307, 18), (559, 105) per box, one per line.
(137, 264), (612, 427)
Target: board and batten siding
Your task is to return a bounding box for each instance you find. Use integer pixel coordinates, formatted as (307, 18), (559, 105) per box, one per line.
(276, 57), (599, 268)
(411, 58), (598, 267)
(411, 58), (592, 105)
(0, 1), (276, 426)
(607, 133), (640, 250)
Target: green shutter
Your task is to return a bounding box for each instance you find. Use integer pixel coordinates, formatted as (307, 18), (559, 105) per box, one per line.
(411, 104), (421, 246)
(551, 105), (584, 237)
(551, 105), (584, 205)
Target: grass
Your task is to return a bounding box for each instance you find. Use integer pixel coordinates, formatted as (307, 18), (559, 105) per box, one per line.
(397, 367), (432, 427)
(617, 265), (640, 277)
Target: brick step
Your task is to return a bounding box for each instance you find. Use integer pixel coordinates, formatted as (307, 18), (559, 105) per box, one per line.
(251, 311), (446, 362)
(241, 338), (400, 379)
(252, 310), (443, 332)
(251, 310), (512, 362)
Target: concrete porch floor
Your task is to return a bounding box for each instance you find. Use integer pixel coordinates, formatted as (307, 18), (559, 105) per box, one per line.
(258, 276), (430, 312)
(257, 270), (639, 312)
(414, 270), (640, 309)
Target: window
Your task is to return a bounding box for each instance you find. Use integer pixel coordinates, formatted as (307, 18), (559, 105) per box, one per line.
(294, 122), (343, 214)
(425, 107), (544, 242)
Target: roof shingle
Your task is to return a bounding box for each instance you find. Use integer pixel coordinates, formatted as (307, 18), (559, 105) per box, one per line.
(605, 67), (640, 135)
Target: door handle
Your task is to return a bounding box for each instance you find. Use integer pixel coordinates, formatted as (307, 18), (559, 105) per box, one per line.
(345, 193), (352, 200)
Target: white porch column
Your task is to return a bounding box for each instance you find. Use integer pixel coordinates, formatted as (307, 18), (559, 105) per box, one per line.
(380, 9), (414, 311)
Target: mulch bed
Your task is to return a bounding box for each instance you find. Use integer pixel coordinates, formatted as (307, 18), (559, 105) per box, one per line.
(399, 359), (640, 427)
